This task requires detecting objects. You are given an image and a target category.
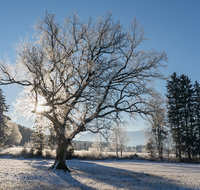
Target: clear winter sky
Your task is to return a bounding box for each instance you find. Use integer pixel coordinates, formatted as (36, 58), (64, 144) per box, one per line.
(0, 0), (199, 131)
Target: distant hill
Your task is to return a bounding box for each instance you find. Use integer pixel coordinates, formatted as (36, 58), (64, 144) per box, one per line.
(17, 124), (147, 147)
(74, 130), (146, 146)
(74, 132), (96, 142)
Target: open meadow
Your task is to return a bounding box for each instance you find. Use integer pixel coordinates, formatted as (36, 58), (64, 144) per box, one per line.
(0, 157), (200, 190)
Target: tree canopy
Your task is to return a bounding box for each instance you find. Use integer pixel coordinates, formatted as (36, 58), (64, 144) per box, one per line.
(0, 12), (167, 170)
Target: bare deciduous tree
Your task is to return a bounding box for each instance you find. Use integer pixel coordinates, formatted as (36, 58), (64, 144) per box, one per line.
(110, 125), (130, 157)
(109, 126), (119, 157)
(145, 97), (168, 160)
(0, 12), (167, 170)
(163, 131), (174, 161)
(92, 133), (104, 154)
(118, 127), (130, 157)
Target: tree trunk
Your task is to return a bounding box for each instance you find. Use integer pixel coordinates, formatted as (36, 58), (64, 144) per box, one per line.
(159, 148), (163, 160)
(50, 138), (71, 171)
(116, 147), (118, 157)
(188, 149), (191, 160)
(175, 142), (178, 158)
(179, 145), (181, 162)
(120, 148), (122, 157)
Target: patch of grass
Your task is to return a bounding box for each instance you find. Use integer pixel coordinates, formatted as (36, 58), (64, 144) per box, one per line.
(74, 150), (144, 161)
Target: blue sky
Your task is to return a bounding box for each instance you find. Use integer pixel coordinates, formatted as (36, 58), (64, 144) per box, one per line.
(0, 0), (200, 131)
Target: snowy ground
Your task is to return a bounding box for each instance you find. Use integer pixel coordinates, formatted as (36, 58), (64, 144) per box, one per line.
(0, 158), (199, 190)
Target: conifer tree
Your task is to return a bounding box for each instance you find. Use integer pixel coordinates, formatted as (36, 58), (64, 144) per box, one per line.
(0, 88), (9, 147)
(146, 140), (156, 158)
(179, 74), (195, 160)
(166, 72), (183, 161)
(31, 119), (47, 156)
(166, 73), (200, 160)
(193, 81), (200, 157)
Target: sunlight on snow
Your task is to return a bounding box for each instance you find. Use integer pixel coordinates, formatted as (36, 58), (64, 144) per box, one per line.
(0, 157), (200, 189)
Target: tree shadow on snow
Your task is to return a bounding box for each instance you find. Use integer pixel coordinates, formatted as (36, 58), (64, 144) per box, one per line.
(25, 159), (96, 190)
(67, 160), (194, 190)
(28, 159), (194, 190)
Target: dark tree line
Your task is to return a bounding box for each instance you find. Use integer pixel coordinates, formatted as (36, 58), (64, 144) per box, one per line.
(73, 141), (93, 151)
(166, 72), (200, 161)
(0, 88), (9, 147)
(18, 125), (33, 146)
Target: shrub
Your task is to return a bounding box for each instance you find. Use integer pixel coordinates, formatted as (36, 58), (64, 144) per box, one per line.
(35, 150), (43, 157)
(44, 150), (54, 159)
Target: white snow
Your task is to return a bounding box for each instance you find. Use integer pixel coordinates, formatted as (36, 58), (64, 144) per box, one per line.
(0, 158), (200, 189)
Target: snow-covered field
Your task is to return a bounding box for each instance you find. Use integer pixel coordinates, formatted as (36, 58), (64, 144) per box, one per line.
(0, 147), (147, 156)
(0, 158), (199, 190)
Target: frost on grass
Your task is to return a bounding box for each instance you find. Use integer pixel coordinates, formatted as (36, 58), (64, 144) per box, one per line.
(0, 158), (200, 190)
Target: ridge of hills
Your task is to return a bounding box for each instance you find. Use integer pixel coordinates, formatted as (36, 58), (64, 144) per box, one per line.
(16, 124), (146, 147)
(75, 130), (146, 146)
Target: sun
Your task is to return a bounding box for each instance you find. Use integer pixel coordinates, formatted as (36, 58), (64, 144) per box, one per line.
(36, 105), (46, 112)
(31, 96), (51, 113)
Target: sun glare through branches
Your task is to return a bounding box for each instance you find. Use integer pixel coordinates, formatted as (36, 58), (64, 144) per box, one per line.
(35, 105), (49, 113)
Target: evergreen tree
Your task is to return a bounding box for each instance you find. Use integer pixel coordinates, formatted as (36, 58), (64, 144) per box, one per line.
(166, 73), (200, 161)
(179, 74), (195, 160)
(31, 120), (47, 156)
(0, 88), (9, 122)
(146, 140), (156, 158)
(193, 81), (200, 157)
(166, 72), (183, 161)
(0, 88), (10, 147)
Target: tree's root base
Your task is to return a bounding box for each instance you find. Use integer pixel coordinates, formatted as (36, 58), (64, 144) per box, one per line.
(49, 161), (72, 172)
(49, 166), (72, 172)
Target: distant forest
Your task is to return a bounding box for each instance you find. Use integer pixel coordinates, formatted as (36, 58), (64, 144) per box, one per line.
(17, 125), (33, 146)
